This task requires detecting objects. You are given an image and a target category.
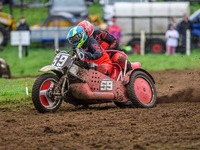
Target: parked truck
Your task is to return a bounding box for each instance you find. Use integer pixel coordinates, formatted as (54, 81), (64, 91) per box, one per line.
(30, 14), (81, 48)
(100, 0), (146, 25)
(114, 2), (200, 53)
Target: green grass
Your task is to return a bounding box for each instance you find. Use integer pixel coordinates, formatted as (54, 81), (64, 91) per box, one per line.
(128, 49), (200, 71)
(1, 45), (55, 76)
(0, 78), (35, 109)
(190, 2), (200, 15)
(1, 45), (200, 77)
(2, 6), (48, 26)
(88, 2), (103, 20)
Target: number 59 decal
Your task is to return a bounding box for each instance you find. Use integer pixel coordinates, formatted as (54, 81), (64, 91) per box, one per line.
(51, 53), (70, 69)
(100, 80), (113, 91)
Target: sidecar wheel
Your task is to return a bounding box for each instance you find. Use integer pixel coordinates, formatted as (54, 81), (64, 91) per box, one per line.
(114, 101), (133, 108)
(127, 71), (157, 108)
(32, 73), (62, 113)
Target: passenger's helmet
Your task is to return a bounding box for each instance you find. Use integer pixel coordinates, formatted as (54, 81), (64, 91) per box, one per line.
(77, 20), (94, 37)
(66, 26), (88, 48)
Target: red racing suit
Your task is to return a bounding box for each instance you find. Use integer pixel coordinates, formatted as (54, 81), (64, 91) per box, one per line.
(93, 30), (130, 70)
(82, 37), (113, 75)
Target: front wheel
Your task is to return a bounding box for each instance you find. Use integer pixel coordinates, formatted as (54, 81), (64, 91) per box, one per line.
(32, 73), (62, 113)
(127, 71), (157, 108)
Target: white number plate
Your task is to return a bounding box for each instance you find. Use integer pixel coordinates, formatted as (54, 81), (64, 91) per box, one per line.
(100, 80), (113, 91)
(51, 53), (70, 68)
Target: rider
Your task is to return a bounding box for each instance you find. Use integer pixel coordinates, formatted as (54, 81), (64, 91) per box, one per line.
(66, 26), (113, 76)
(77, 20), (132, 71)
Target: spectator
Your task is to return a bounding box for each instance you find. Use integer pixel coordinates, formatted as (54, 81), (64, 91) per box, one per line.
(17, 16), (30, 57)
(165, 25), (179, 55)
(108, 17), (122, 42)
(168, 17), (178, 30)
(178, 14), (193, 48)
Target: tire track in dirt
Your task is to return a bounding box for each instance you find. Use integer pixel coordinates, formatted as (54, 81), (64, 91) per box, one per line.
(150, 68), (200, 104)
(158, 88), (200, 103)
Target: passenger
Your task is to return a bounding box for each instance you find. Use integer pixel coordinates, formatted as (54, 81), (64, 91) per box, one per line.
(66, 26), (113, 76)
(77, 20), (132, 71)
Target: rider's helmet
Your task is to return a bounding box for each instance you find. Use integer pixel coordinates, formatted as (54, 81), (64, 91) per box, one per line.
(66, 26), (88, 48)
(77, 20), (94, 37)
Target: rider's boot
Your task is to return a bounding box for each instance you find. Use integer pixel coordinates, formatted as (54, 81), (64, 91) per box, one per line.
(127, 61), (132, 72)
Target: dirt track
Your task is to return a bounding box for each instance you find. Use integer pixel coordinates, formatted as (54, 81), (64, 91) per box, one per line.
(1, 68), (200, 150)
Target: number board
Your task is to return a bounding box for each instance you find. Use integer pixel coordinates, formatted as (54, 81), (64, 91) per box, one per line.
(51, 53), (71, 69)
(11, 31), (30, 46)
(100, 79), (114, 91)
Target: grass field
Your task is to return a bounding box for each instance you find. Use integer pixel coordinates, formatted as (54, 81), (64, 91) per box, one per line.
(1, 46), (55, 76)
(1, 46), (200, 76)
(0, 78), (34, 109)
(128, 49), (200, 71)
(2, 6), (48, 26)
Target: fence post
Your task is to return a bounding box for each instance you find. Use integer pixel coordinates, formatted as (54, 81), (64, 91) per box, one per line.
(186, 29), (191, 56)
(19, 31), (22, 59)
(140, 30), (145, 55)
(54, 29), (59, 51)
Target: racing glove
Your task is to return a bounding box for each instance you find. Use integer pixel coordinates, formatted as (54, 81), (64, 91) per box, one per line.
(85, 52), (94, 60)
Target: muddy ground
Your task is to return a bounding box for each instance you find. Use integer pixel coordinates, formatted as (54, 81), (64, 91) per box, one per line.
(0, 68), (200, 150)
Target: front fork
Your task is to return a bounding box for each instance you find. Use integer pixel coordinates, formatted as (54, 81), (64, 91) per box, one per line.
(53, 74), (69, 100)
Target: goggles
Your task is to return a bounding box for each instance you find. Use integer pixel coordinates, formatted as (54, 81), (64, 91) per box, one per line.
(69, 32), (83, 45)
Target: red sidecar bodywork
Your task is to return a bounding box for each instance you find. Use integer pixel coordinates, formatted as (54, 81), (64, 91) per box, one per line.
(70, 68), (129, 103)
(70, 50), (142, 104)
(69, 59), (141, 103)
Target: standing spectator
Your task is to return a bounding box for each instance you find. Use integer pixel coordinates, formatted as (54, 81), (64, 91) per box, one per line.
(108, 17), (122, 42)
(165, 25), (179, 55)
(168, 17), (178, 30)
(178, 14), (193, 48)
(17, 16), (30, 57)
